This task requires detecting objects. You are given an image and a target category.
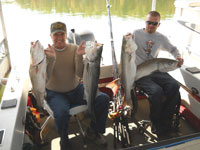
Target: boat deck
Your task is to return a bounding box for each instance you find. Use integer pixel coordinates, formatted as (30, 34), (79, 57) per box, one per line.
(37, 99), (199, 150)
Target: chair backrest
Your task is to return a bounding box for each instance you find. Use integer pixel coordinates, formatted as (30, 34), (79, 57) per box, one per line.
(67, 29), (95, 45)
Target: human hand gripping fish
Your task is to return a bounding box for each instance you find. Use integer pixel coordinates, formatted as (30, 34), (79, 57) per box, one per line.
(176, 56), (184, 67)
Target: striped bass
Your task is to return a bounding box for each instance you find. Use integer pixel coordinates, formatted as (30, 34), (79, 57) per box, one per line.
(83, 41), (103, 121)
(135, 58), (179, 81)
(29, 40), (46, 108)
(120, 33), (137, 102)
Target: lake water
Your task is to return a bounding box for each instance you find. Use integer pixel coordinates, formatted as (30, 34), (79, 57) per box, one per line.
(1, 0), (198, 68)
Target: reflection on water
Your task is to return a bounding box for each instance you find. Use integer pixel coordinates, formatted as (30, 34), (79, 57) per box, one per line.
(13, 0), (175, 19)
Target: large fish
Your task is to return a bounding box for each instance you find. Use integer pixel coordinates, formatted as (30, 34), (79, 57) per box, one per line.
(135, 58), (179, 81)
(29, 40), (46, 108)
(120, 33), (138, 103)
(83, 41), (103, 121)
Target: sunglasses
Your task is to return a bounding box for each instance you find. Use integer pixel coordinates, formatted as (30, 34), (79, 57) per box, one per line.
(146, 21), (159, 26)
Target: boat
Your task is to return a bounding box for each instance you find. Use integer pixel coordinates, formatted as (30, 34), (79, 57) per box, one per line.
(1, 0), (200, 150)
(1, 31), (200, 150)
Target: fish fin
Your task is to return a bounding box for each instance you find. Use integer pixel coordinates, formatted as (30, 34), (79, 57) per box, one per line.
(106, 78), (120, 96)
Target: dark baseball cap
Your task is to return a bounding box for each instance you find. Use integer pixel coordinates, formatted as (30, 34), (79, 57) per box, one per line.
(50, 21), (66, 34)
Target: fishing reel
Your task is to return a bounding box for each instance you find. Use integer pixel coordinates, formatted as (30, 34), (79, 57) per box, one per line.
(108, 98), (132, 148)
(108, 99), (132, 120)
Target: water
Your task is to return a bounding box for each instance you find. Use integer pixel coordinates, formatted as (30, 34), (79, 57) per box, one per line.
(1, 0), (198, 68)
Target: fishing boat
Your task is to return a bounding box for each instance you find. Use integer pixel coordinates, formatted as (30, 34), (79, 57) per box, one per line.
(1, 37), (200, 150)
(1, 0), (200, 150)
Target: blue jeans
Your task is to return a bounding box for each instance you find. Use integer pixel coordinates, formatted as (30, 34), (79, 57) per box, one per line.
(135, 72), (180, 125)
(46, 83), (109, 146)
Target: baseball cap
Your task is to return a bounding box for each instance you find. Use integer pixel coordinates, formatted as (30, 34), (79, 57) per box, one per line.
(50, 21), (66, 34)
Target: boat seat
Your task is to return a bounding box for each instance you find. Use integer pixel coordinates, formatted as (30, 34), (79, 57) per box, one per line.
(131, 87), (181, 134)
(40, 29), (95, 148)
(40, 100), (88, 148)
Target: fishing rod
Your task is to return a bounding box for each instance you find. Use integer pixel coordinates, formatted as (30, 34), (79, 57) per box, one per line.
(106, 0), (123, 112)
(106, 0), (132, 148)
(178, 81), (200, 100)
(106, 0), (119, 80)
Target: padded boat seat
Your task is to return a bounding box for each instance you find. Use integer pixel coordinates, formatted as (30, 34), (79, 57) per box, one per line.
(132, 87), (181, 134)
